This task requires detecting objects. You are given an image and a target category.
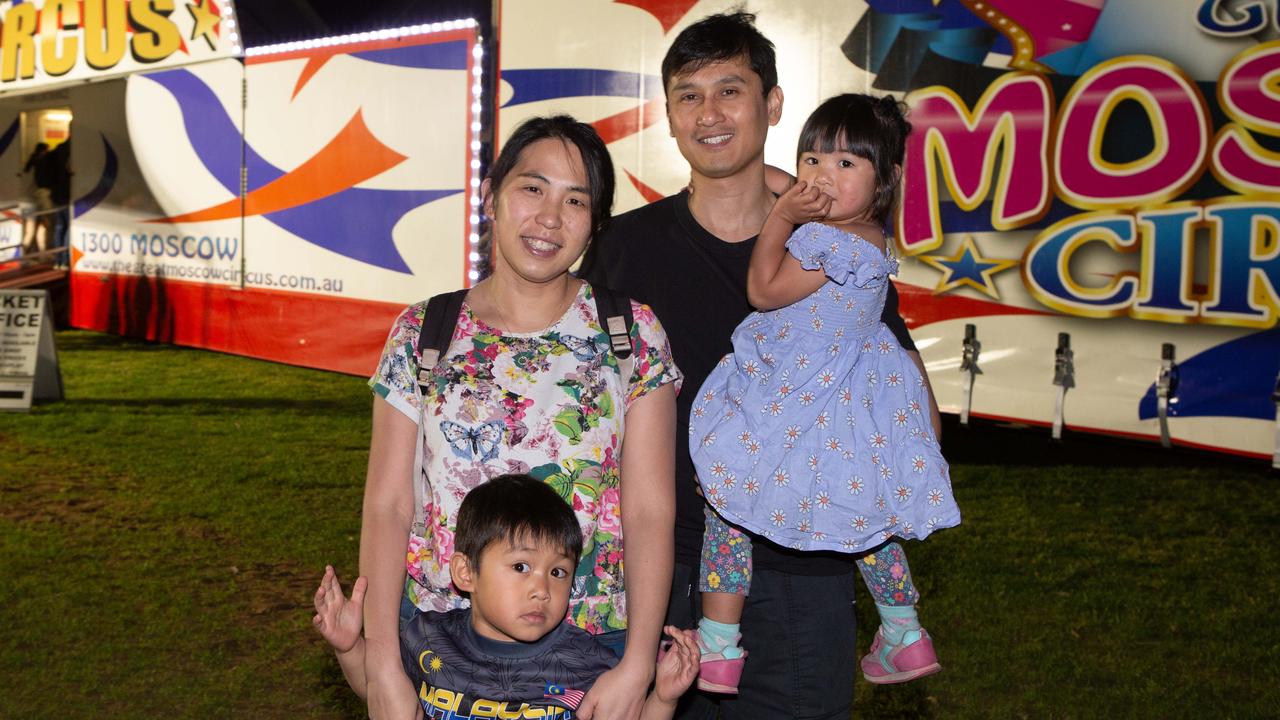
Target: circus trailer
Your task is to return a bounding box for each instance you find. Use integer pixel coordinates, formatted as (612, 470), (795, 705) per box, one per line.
(0, 0), (484, 376)
(496, 0), (1280, 464)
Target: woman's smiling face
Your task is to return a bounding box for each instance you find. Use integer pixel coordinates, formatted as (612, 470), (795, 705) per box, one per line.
(484, 138), (594, 287)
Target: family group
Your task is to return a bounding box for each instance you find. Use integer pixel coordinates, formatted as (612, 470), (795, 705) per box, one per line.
(312, 11), (961, 720)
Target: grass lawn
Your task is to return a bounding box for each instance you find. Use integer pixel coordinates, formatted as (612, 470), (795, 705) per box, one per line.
(2, 331), (1276, 718)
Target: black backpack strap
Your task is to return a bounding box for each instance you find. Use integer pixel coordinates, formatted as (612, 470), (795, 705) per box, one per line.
(410, 288), (466, 538)
(592, 284), (635, 382)
(415, 288), (468, 392)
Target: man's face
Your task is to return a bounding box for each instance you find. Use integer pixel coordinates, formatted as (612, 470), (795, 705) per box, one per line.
(665, 56), (782, 181)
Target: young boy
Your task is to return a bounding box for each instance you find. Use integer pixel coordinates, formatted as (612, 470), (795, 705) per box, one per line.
(314, 474), (699, 719)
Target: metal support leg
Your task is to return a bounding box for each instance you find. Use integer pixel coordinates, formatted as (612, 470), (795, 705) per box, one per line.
(1272, 370), (1280, 470)
(1155, 343), (1178, 449)
(1052, 332), (1074, 441)
(959, 323), (982, 427)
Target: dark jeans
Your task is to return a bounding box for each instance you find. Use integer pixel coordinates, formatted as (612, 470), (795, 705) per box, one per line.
(667, 561), (859, 720)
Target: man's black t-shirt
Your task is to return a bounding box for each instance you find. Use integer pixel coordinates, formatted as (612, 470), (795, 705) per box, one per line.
(580, 191), (916, 574)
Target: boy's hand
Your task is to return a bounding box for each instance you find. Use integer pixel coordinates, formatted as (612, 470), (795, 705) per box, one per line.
(771, 181), (833, 226)
(653, 626), (700, 704)
(312, 565), (366, 654)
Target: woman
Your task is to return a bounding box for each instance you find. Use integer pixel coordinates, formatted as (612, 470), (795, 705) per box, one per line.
(360, 116), (679, 720)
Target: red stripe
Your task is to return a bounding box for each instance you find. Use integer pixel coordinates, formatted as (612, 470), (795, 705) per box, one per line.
(959, 408), (1270, 461)
(624, 170), (665, 203)
(70, 273), (405, 376)
(591, 97), (665, 145)
(894, 280), (1052, 329)
(613, 0), (701, 33)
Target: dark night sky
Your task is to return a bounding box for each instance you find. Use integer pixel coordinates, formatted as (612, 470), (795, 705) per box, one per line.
(236, 1), (493, 47)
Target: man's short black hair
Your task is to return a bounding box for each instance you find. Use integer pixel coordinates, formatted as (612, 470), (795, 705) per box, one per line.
(661, 10), (777, 96)
(455, 474), (583, 569)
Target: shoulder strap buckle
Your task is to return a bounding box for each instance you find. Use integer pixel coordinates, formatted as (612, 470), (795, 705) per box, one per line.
(592, 286), (636, 382)
(414, 290), (468, 393)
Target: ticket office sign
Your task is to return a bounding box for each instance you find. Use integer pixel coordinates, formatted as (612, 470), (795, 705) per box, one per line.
(0, 0), (241, 95)
(0, 289), (62, 411)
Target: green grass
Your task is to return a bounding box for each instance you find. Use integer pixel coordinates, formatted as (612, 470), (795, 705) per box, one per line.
(2, 331), (1277, 718)
(1, 331), (370, 718)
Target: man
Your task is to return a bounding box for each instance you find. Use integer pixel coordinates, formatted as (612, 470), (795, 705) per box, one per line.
(580, 11), (928, 719)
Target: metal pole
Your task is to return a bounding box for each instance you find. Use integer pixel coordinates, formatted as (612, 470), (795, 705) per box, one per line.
(1052, 332), (1074, 440)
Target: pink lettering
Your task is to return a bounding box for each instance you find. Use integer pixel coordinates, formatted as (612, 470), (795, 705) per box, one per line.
(900, 73), (1052, 253)
(1055, 58), (1210, 208)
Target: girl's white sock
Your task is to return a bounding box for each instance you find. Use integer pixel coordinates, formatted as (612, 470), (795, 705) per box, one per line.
(697, 617), (744, 659)
(876, 603), (923, 646)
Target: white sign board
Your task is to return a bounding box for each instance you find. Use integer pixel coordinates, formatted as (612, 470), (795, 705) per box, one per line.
(0, 288), (62, 410)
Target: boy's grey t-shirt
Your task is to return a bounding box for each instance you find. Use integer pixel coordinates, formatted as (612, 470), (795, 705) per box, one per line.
(400, 608), (618, 716)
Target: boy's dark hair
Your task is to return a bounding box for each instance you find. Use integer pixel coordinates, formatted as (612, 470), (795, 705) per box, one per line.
(486, 115), (615, 237)
(796, 94), (912, 226)
(455, 474), (583, 569)
(661, 10), (777, 96)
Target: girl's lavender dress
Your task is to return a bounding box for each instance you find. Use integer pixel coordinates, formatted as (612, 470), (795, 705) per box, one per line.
(690, 222), (961, 552)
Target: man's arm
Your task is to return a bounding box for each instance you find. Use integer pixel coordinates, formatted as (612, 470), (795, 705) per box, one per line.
(880, 280), (916, 352)
(880, 283), (942, 437)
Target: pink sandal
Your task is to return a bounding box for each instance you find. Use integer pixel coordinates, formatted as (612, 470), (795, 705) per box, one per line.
(697, 649), (747, 694)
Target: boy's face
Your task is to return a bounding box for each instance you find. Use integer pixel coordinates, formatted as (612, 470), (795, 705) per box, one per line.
(451, 535), (575, 643)
(665, 55), (782, 181)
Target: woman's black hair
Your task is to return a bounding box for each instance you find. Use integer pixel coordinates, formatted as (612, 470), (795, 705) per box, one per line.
(661, 10), (777, 96)
(796, 94), (912, 226)
(454, 474), (583, 569)
(486, 115), (615, 238)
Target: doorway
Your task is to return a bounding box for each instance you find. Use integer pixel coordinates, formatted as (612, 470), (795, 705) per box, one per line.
(17, 107), (72, 265)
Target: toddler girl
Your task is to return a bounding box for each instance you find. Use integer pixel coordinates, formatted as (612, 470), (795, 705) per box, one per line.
(688, 93), (961, 692)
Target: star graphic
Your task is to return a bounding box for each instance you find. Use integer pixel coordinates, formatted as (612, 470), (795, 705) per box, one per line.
(918, 236), (1018, 299)
(187, 0), (221, 51)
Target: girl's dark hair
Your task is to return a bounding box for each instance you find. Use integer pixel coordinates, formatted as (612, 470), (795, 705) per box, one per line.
(455, 474), (583, 569)
(486, 115), (615, 237)
(661, 10), (777, 96)
(796, 94), (912, 226)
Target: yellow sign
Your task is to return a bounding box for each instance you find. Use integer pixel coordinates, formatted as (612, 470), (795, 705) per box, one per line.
(0, 0), (241, 94)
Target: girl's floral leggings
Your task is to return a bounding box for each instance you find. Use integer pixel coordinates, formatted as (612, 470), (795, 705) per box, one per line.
(700, 505), (920, 606)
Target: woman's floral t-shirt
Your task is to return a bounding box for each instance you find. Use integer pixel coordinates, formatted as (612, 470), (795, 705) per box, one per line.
(370, 282), (681, 635)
